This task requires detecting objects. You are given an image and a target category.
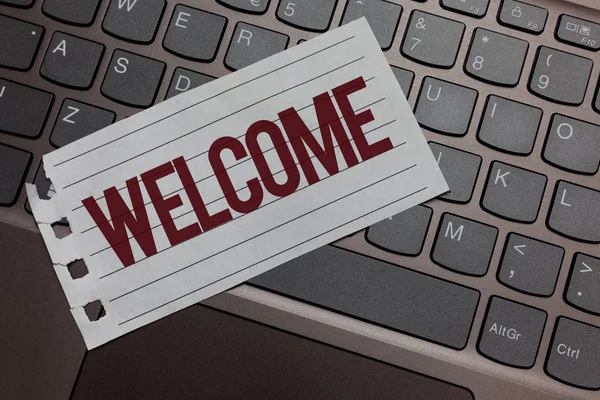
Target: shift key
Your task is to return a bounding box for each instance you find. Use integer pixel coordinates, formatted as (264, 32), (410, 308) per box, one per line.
(546, 317), (600, 389)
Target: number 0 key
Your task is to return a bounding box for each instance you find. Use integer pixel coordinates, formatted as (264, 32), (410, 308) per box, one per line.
(529, 46), (592, 105)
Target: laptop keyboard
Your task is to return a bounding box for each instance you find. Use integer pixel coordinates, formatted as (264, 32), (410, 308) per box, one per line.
(1, 0), (599, 392)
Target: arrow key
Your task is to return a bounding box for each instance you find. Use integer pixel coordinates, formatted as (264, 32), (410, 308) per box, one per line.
(498, 233), (564, 296)
(566, 253), (600, 315)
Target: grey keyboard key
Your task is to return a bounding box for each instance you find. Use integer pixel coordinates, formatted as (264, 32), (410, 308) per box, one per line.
(414, 77), (478, 136)
(478, 297), (546, 368)
(225, 22), (288, 71)
(556, 15), (600, 51)
(441, 0), (489, 17)
(546, 317), (600, 389)
(498, 0), (547, 34)
(163, 6), (227, 62)
(401, 11), (465, 68)
(42, 0), (100, 25)
(165, 68), (216, 100)
(543, 115), (600, 175)
(0, 144), (31, 206)
(40, 32), (104, 89)
(596, 81), (600, 113)
(340, 0), (402, 50)
(390, 66), (414, 97)
(529, 46), (592, 105)
(548, 181), (600, 243)
(0, 79), (53, 138)
(465, 28), (528, 86)
(103, 0), (165, 43)
(50, 99), (115, 148)
(0, 0), (33, 6)
(498, 234), (564, 296)
(101, 50), (165, 108)
(0, 15), (43, 70)
(432, 213), (498, 276)
(429, 142), (481, 203)
(217, 0), (270, 14)
(366, 205), (432, 256)
(482, 161), (546, 223)
(251, 245), (480, 350)
(478, 95), (542, 155)
(565, 253), (600, 315)
(276, 0), (336, 32)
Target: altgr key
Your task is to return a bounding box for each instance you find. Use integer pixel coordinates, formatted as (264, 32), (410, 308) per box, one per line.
(478, 297), (546, 368)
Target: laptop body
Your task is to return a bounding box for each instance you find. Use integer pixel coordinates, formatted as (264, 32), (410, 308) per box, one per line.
(1, 0), (599, 398)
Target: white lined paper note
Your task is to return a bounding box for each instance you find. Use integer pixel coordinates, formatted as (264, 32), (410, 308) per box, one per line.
(28, 19), (448, 349)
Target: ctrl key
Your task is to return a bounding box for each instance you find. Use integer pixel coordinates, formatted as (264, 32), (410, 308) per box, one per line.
(546, 317), (600, 389)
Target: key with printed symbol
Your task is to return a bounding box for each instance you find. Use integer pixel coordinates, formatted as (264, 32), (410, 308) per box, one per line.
(0, 15), (43, 70)
(465, 28), (528, 86)
(40, 32), (104, 89)
(276, 0), (337, 32)
(42, 0), (101, 26)
(548, 181), (600, 243)
(428, 142), (481, 203)
(556, 15), (600, 51)
(401, 11), (465, 68)
(340, 0), (402, 50)
(217, 0), (270, 14)
(103, 0), (165, 43)
(441, 0), (489, 18)
(478, 95), (542, 155)
(545, 317), (600, 389)
(0, 79), (53, 138)
(529, 46), (593, 105)
(478, 297), (546, 368)
(366, 205), (432, 256)
(225, 22), (289, 71)
(498, 0), (547, 34)
(497, 234), (564, 296)
(101, 50), (165, 108)
(165, 68), (216, 100)
(50, 100), (115, 148)
(414, 77), (478, 136)
(0, 144), (31, 206)
(390, 66), (414, 97)
(432, 213), (498, 276)
(482, 161), (547, 223)
(565, 253), (600, 315)
(543, 115), (600, 175)
(163, 5), (227, 62)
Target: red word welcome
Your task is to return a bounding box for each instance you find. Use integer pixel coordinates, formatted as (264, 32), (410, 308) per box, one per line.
(82, 77), (393, 267)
